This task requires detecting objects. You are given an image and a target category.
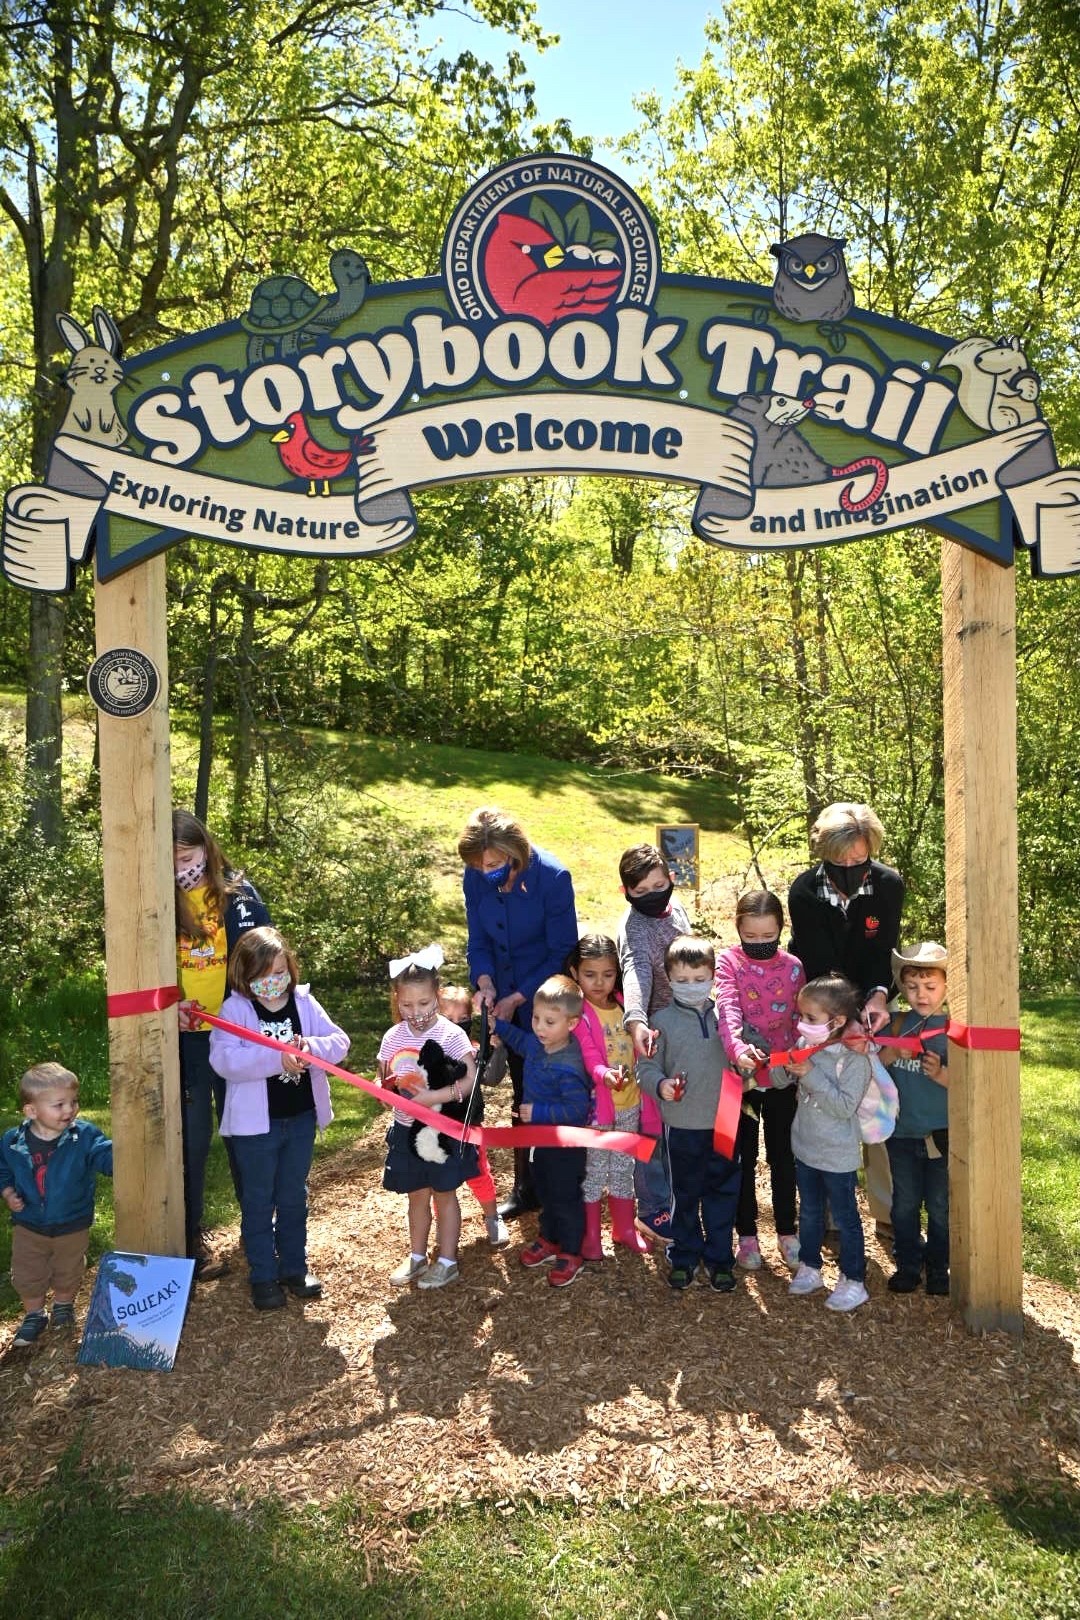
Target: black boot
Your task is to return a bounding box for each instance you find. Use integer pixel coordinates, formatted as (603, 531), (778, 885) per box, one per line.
(498, 1146), (539, 1220)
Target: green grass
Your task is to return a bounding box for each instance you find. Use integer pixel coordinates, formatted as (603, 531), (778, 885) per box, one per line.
(296, 726), (749, 953)
(0, 1462), (1078, 1619)
(1017, 996), (1080, 1287)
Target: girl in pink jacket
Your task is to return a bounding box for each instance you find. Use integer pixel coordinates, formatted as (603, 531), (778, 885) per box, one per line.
(714, 891), (804, 1273)
(569, 934), (653, 1260)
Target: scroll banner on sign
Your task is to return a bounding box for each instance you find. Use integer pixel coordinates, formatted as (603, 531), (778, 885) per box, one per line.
(6, 413), (1079, 594)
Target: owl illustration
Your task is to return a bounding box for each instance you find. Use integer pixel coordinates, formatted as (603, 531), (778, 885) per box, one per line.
(770, 233), (854, 322)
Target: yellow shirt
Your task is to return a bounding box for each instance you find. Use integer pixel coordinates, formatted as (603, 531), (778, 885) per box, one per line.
(177, 884), (228, 1027)
(598, 1006), (639, 1107)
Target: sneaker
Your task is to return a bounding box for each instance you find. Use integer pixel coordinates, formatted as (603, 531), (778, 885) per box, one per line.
(707, 1266), (737, 1293)
(51, 1303), (76, 1329)
(520, 1237), (560, 1269)
(485, 1213), (510, 1249)
(418, 1260), (460, 1290)
(548, 1254), (584, 1288)
(887, 1267), (922, 1294)
(778, 1234), (801, 1270)
(280, 1273), (323, 1299)
(251, 1280), (287, 1310)
(788, 1263), (825, 1296)
(635, 1209), (674, 1247)
(925, 1269), (950, 1296)
(389, 1255), (429, 1287)
(825, 1275), (870, 1312)
(668, 1265), (696, 1291)
(12, 1311), (48, 1348)
(735, 1236), (762, 1271)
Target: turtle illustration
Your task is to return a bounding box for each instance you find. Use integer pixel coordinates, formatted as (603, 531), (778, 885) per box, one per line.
(241, 248), (370, 364)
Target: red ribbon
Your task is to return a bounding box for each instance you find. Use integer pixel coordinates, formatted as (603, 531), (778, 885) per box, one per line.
(715, 1069), (744, 1159)
(191, 1005), (658, 1162)
(106, 984), (181, 1018)
(765, 1021), (1019, 1069)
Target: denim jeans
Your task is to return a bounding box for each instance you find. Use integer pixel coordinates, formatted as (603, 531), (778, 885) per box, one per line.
(533, 1145), (586, 1255)
(666, 1127), (741, 1271)
(179, 1032), (243, 1254)
(795, 1160), (865, 1282)
(634, 1131), (673, 1218)
(230, 1112), (317, 1284)
(886, 1134), (949, 1273)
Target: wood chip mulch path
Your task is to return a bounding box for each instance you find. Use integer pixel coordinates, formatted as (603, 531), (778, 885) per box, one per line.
(2, 1129), (1078, 1518)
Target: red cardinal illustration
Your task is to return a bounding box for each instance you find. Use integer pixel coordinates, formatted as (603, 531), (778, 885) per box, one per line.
(271, 412), (353, 495)
(481, 213), (622, 326)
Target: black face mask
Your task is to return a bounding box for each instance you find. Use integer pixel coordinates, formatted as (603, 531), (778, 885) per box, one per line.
(741, 938), (780, 960)
(824, 859), (871, 897)
(628, 881), (674, 918)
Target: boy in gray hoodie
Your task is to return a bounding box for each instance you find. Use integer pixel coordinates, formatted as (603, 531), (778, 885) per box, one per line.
(636, 936), (742, 1292)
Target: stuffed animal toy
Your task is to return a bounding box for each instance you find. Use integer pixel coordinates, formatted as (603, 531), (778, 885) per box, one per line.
(408, 1038), (482, 1164)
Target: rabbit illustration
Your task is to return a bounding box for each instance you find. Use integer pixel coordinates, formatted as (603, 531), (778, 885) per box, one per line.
(56, 306), (127, 447)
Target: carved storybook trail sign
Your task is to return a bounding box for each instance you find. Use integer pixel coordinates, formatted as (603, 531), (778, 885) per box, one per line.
(4, 152), (1079, 594)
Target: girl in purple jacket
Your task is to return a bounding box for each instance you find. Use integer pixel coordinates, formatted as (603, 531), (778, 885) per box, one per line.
(209, 926), (349, 1312)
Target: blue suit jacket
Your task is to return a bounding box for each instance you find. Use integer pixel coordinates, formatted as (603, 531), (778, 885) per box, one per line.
(463, 846), (578, 1028)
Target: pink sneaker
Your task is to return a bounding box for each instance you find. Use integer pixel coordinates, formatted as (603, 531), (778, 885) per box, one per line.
(778, 1234), (801, 1270)
(735, 1235), (762, 1271)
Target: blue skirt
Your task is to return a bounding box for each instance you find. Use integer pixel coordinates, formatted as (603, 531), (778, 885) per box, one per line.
(382, 1122), (478, 1194)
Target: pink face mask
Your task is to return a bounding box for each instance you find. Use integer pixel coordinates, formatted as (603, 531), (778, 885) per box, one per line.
(797, 1018), (834, 1043)
(175, 853), (207, 891)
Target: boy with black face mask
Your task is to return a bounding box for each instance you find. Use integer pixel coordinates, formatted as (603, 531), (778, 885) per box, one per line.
(616, 844), (691, 1246)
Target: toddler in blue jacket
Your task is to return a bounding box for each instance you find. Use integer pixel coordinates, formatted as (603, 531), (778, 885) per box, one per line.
(1, 1062), (113, 1348)
(496, 974), (591, 1289)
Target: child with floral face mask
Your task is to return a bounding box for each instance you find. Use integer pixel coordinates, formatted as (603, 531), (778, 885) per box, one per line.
(714, 890), (806, 1274)
(785, 973), (872, 1313)
(208, 926), (349, 1312)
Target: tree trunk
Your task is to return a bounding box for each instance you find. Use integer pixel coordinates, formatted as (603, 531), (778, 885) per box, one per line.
(25, 592), (66, 844)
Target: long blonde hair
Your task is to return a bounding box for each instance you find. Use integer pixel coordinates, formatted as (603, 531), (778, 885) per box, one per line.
(173, 809), (246, 942)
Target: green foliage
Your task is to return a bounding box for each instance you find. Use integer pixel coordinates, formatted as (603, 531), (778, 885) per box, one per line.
(0, 720), (103, 997)
(1, 1461), (1078, 1619)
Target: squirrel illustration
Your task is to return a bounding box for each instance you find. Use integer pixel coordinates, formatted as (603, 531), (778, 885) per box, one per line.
(936, 335), (1041, 432)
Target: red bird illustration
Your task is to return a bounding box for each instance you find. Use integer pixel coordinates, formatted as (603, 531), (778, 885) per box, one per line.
(482, 212), (622, 326)
(271, 412), (353, 495)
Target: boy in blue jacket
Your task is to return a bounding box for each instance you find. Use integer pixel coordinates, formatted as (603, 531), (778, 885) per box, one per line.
(496, 975), (591, 1289)
(1, 1062), (113, 1347)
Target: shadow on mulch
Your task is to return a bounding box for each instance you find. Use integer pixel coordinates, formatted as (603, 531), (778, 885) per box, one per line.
(1, 1122), (1078, 1515)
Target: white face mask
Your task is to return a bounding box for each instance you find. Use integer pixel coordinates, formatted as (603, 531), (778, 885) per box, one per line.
(672, 980), (713, 1008)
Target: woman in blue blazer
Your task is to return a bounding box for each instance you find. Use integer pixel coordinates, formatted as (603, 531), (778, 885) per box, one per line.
(458, 806), (579, 1219)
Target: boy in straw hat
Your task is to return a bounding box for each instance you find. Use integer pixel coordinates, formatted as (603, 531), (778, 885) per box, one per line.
(876, 942), (950, 1296)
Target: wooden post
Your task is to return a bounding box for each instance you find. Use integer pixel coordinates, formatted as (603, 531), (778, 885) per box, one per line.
(94, 556), (184, 1254)
(941, 540), (1023, 1333)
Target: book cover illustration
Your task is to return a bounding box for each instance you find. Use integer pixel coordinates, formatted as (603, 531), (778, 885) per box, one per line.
(77, 1251), (196, 1371)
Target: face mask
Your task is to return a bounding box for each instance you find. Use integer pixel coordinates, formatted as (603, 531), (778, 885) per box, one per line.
(824, 859), (870, 897)
(483, 860), (512, 887)
(672, 980), (713, 1008)
(741, 937), (780, 960)
(406, 1005), (439, 1032)
(628, 882), (673, 918)
(175, 854), (207, 891)
(797, 1018), (834, 1043)
(250, 970), (291, 1002)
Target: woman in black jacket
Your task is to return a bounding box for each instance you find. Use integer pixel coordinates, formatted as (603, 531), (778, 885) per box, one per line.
(787, 802), (904, 1233)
